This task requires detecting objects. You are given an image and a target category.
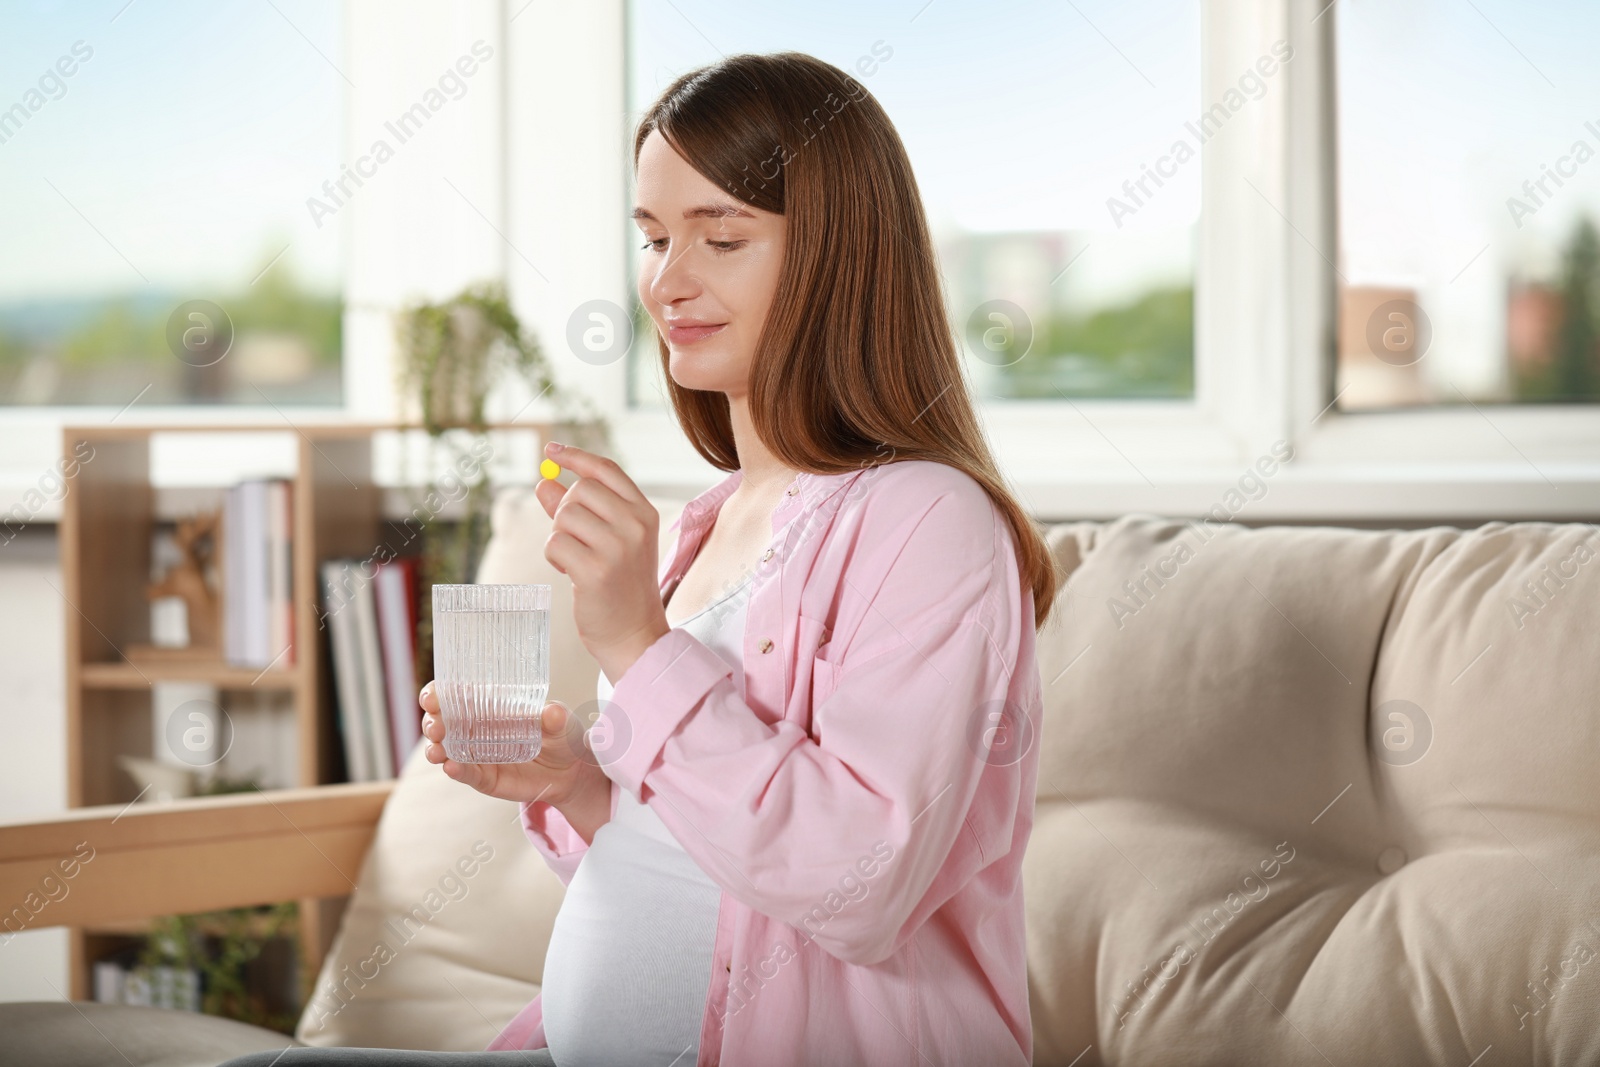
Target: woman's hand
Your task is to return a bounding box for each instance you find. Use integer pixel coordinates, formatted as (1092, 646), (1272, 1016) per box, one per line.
(537, 441), (671, 683)
(420, 681), (602, 809)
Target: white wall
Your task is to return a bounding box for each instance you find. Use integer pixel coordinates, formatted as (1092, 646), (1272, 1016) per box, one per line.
(343, 0), (506, 424)
(0, 529), (70, 1000)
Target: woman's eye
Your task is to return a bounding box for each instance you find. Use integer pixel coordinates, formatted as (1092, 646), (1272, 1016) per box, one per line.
(639, 236), (745, 253)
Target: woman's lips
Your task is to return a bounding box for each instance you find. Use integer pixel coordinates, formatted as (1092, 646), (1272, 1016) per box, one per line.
(667, 322), (727, 344)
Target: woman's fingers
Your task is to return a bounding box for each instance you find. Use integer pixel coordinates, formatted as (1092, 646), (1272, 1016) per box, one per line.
(534, 475), (564, 519)
(423, 701), (573, 768)
(543, 443), (647, 508)
(419, 680), (443, 753)
(562, 476), (635, 527)
(549, 497), (617, 554)
(418, 699), (604, 806)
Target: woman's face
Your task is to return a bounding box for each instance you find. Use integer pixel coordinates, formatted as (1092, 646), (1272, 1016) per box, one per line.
(633, 130), (787, 398)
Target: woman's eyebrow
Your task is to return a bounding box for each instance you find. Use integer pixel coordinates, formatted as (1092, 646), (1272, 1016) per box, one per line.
(631, 203), (755, 221)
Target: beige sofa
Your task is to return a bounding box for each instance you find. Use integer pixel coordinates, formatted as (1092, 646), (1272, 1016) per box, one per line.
(5, 484), (1598, 1066)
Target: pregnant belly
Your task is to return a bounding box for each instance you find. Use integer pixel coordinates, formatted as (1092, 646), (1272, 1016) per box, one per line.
(540, 807), (724, 1066)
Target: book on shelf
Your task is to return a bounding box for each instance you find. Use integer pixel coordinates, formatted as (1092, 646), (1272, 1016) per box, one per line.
(320, 557), (423, 782)
(348, 563), (394, 780)
(320, 560), (373, 782)
(267, 477), (294, 668)
(375, 556), (423, 772)
(223, 477), (294, 670)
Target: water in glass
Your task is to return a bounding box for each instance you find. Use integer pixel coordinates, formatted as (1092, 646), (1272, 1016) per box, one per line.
(432, 583), (551, 764)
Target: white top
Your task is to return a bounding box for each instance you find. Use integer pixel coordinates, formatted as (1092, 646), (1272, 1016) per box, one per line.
(539, 571), (754, 1067)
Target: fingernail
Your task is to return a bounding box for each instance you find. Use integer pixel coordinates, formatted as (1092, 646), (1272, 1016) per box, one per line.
(546, 441), (564, 453)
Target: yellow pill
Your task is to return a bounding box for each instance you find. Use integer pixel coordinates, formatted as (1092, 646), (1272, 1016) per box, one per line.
(540, 458), (562, 480)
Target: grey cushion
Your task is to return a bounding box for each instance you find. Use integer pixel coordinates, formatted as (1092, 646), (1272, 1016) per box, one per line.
(0, 1001), (302, 1067)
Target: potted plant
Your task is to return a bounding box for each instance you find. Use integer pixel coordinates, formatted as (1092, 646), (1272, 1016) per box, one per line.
(130, 773), (300, 1030)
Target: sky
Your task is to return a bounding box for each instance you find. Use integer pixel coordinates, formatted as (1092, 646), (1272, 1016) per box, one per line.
(1336, 0), (1600, 390)
(5, 0), (1595, 348)
(1338, 0), (1600, 284)
(0, 0), (343, 301)
(629, 0), (1203, 310)
(628, 0), (1203, 235)
(1, 0), (1203, 310)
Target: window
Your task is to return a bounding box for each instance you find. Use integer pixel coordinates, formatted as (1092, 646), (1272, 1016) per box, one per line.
(0, 0), (344, 407)
(623, 0), (1200, 407)
(1334, 0), (1600, 410)
(9, 3), (1585, 520)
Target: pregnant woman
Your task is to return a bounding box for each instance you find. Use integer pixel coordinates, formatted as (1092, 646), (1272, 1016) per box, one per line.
(223, 49), (1055, 1067)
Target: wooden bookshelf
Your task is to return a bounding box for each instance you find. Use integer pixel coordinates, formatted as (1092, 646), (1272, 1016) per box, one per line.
(56, 420), (553, 1009)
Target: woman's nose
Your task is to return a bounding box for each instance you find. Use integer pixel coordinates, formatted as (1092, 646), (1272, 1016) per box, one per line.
(648, 240), (701, 305)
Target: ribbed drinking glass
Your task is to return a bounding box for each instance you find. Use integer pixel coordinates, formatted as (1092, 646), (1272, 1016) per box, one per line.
(432, 583), (551, 764)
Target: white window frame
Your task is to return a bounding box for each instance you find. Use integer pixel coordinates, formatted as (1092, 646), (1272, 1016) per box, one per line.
(505, 0), (1600, 521)
(6, 0), (1598, 525)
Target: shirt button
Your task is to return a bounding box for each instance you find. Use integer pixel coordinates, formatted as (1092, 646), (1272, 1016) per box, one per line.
(761, 548), (774, 562)
(725, 962), (732, 973)
(785, 485), (798, 496)
(758, 638), (774, 653)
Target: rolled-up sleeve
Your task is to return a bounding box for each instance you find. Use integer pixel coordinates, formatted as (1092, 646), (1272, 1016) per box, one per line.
(517, 776), (620, 887)
(594, 485), (1025, 965)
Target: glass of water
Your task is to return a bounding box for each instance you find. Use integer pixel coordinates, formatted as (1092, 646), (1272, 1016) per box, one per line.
(432, 583), (551, 764)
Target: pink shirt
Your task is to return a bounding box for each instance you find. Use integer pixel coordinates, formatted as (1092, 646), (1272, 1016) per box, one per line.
(485, 458), (1043, 1066)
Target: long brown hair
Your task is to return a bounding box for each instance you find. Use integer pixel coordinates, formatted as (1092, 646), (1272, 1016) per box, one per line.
(634, 51), (1058, 630)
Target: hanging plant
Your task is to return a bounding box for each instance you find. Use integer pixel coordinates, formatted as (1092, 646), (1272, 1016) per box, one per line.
(393, 281), (611, 697)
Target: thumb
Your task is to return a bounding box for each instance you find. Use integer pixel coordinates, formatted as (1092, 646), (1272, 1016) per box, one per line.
(442, 757), (485, 791)
(544, 701), (588, 755)
(534, 476), (565, 519)
(542, 700), (569, 734)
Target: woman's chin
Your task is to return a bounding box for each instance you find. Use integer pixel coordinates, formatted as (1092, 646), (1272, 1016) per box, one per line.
(666, 354), (737, 392)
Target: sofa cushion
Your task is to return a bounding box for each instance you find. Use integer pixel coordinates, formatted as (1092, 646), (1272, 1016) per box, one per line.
(0, 1001), (298, 1067)
(295, 486), (690, 1050)
(1026, 514), (1600, 1066)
